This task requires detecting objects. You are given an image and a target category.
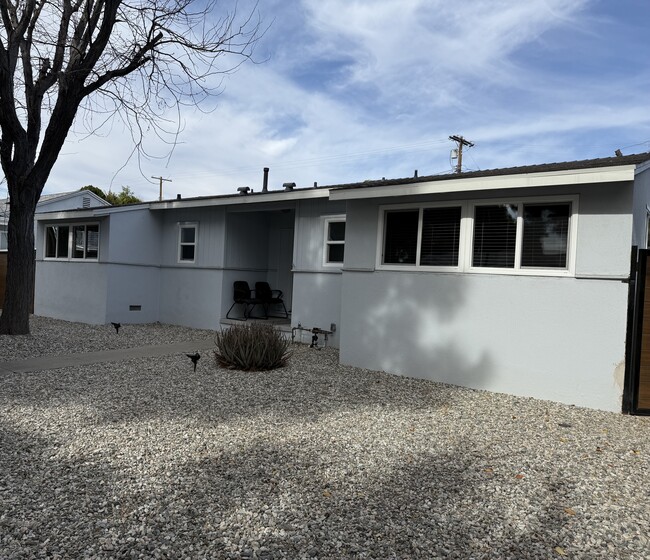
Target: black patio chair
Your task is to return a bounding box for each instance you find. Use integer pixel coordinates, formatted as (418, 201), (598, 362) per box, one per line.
(255, 281), (289, 319)
(226, 281), (264, 320)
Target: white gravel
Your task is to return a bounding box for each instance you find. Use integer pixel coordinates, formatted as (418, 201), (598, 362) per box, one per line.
(1, 317), (649, 559)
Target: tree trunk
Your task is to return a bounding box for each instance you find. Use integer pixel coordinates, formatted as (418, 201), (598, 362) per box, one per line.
(0, 193), (37, 335)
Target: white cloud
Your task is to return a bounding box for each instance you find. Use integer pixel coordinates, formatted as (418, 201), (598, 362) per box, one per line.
(35, 0), (650, 201)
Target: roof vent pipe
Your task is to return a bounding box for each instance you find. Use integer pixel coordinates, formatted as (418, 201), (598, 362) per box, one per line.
(263, 167), (269, 192)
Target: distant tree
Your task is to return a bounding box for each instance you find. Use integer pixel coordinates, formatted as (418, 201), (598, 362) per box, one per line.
(80, 185), (141, 205)
(105, 186), (141, 205)
(0, 0), (262, 334)
(80, 185), (107, 200)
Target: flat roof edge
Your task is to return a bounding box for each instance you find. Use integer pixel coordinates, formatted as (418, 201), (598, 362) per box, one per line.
(150, 187), (331, 210)
(329, 165), (637, 201)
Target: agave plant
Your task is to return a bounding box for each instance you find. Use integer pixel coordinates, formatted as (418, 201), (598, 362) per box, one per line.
(214, 323), (292, 371)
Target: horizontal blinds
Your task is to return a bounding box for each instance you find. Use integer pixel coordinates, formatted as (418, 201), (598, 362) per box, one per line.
(472, 204), (517, 268)
(420, 207), (461, 266)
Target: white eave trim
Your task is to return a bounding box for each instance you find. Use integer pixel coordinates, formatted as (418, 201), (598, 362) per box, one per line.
(329, 165), (637, 201)
(150, 187), (331, 210)
(35, 205), (142, 220)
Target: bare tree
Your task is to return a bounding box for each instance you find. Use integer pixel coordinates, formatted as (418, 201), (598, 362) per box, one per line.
(0, 0), (261, 334)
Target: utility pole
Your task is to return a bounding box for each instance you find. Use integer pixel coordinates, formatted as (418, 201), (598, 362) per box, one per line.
(449, 135), (474, 174)
(151, 176), (172, 201)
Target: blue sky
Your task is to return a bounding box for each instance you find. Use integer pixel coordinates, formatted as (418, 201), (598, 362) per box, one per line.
(33, 0), (650, 200)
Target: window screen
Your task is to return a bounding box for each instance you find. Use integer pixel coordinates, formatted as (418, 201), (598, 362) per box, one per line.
(420, 207), (461, 266)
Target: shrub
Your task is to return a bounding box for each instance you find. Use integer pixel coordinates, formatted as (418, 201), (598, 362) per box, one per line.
(214, 323), (292, 371)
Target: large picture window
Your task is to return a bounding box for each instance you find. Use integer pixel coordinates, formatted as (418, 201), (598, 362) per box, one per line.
(45, 224), (98, 260)
(378, 197), (576, 275)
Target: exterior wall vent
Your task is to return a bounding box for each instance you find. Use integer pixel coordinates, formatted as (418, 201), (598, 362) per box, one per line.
(82, 196), (91, 208)
(129, 305), (142, 311)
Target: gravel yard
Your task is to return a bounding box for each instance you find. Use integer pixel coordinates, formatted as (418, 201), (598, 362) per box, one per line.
(1, 318), (649, 559)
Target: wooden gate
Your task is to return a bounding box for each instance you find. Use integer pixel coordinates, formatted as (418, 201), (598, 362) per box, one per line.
(627, 248), (650, 414)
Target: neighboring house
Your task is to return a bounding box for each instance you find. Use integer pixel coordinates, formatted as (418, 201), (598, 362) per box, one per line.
(0, 190), (110, 306)
(33, 153), (650, 414)
(1, 190), (110, 247)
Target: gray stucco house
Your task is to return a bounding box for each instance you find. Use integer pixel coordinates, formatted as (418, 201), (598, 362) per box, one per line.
(1, 189), (109, 251)
(1, 189), (109, 307)
(34, 153), (650, 414)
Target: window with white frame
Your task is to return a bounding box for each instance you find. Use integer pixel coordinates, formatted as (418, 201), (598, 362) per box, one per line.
(323, 216), (346, 265)
(178, 223), (197, 262)
(381, 205), (462, 268)
(0, 224), (7, 251)
(471, 201), (571, 271)
(378, 197), (576, 275)
(45, 224), (99, 260)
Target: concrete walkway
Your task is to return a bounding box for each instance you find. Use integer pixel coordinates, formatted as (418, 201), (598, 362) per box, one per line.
(0, 338), (216, 375)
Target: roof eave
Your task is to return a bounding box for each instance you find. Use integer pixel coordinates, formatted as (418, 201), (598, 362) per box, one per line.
(329, 164), (637, 201)
(149, 187), (331, 210)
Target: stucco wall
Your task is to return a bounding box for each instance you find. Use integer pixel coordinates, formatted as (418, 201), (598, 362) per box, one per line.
(291, 271), (342, 346)
(289, 199), (347, 347)
(339, 271), (627, 411)
(106, 208), (163, 265)
(35, 261), (108, 324)
(338, 181), (635, 411)
(105, 264), (161, 324)
(159, 267), (223, 329)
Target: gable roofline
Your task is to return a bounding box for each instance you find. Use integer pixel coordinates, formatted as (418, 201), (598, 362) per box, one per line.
(36, 189), (110, 208)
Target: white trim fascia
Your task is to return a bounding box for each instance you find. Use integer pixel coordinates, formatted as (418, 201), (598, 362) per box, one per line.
(635, 160), (650, 174)
(36, 205), (144, 220)
(330, 165), (636, 201)
(150, 188), (331, 210)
